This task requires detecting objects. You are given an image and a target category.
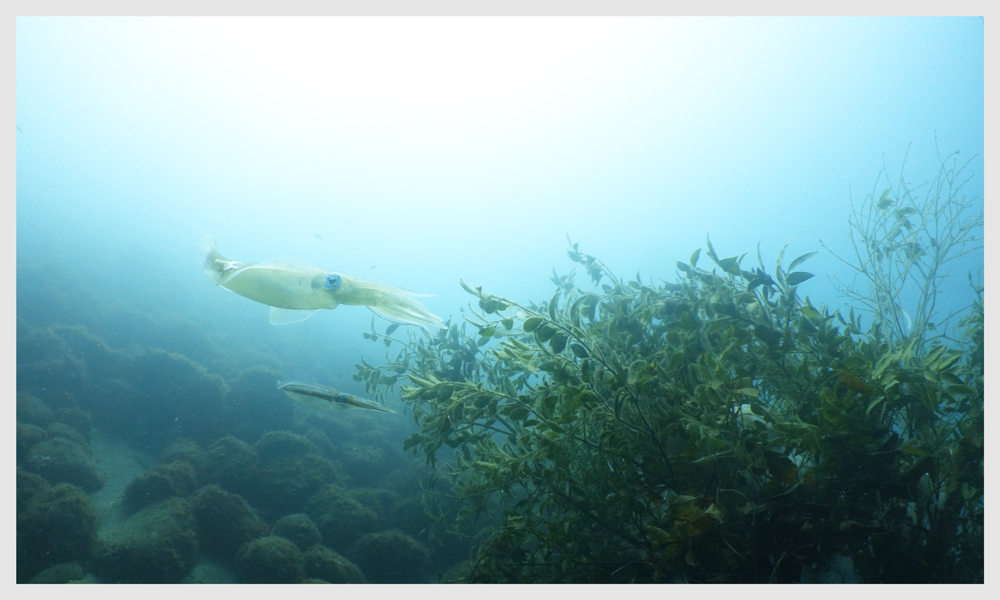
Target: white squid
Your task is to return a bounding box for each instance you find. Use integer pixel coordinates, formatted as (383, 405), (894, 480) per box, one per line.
(198, 236), (445, 331)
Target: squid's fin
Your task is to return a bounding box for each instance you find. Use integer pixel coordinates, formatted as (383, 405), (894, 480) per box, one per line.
(368, 305), (445, 333)
(242, 257), (314, 272)
(198, 236), (248, 286)
(269, 307), (320, 325)
(198, 236), (227, 285)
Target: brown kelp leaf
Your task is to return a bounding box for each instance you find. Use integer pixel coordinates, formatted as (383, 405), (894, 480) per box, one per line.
(838, 369), (873, 393)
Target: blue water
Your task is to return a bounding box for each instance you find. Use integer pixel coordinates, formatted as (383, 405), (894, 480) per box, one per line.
(16, 16), (984, 583)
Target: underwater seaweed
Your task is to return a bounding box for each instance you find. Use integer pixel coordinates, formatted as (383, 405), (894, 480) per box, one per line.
(823, 143), (983, 351)
(356, 229), (983, 582)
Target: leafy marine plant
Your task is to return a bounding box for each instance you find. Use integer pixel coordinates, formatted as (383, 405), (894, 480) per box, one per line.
(353, 163), (983, 582)
(822, 141), (983, 351)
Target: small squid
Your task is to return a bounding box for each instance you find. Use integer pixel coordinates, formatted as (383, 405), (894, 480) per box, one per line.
(278, 381), (395, 414)
(198, 236), (445, 330)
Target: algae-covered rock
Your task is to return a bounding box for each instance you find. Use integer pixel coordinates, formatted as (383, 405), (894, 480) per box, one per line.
(92, 497), (197, 583)
(29, 562), (85, 583)
(17, 392), (53, 427)
(229, 366), (293, 441)
(46, 422), (87, 445)
(17, 424), (48, 461)
(123, 460), (199, 513)
(206, 435), (260, 497)
(339, 443), (392, 486)
(129, 349), (229, 448)
(271, 513), (322, 550)
(53, 407), (94, 439)
(140, 315), (235, 379)
(302, 412), (350, 447)
(256, 454), (339, 517)
(441, 559), (474, 583)
(249, 430), (338, 517)
(301, 427), (338, 458)
(17, 483), (98, 582)
(379, 465), (424, 495)
(16, 468), (51, 514)
(15, 323), (87, 392)
(305, 485), (379, 551)
(347, 487), (402, 527)
(25, 437), (105, 492)
(234, 536), (305, 583)
(190, 484), (268, 559)
(256, 430), (317, 460)
(83, 377), (142, 438)
(160, 438), (209, 471)
(385, 495), (430, 538)
(351, 530), (434, 583)
(50, 323), (128, 380)
(303, 545), (367, 583)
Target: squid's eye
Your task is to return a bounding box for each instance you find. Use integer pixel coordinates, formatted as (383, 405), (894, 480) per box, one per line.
(324, 274), (342, 290)
(336, 393), (348, 403)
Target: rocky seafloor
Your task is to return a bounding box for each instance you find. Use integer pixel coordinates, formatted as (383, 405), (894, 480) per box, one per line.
(16, 261), (472, 583)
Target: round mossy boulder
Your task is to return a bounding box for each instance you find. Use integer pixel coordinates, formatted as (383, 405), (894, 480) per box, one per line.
(17, 423), (48, 461)
(53, 407), (94, 439)
(271, 513), (322, 550)
(304, 485), (378, 551)
(338, 443), (391, 486)
(190, 484), (268, 559)
(346, 487), (402, 527)
(17, 483), (98, 582)
(351, 530), (434, 583)
(92, 497), (198, 583)
(160, 438), (209, 471)
(46, 422), (87, 445)
(123, 460), (199, 513)
(16, 467), (51, 514)
(17, 392), (53, 427)
(206, 436), (261, 497)
(256, 454), (339, 518)
(255, 431), (317, 461)
(25, 437), (105, 492)
(235, 536), (305, 583)
(29, 562), (86, 583)
(303, 545), (367, 583)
